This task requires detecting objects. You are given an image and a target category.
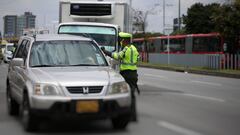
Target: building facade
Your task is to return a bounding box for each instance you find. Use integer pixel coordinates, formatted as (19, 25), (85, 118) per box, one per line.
(3, 12), (36, 38)
(3, 15), (17, 38)
(17, 16), (26, 37)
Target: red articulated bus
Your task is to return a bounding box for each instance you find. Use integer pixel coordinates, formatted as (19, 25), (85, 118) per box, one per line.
(133, 33), (224, 54)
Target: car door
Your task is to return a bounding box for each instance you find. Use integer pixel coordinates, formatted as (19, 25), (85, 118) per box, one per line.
(9, 39), (30, 102)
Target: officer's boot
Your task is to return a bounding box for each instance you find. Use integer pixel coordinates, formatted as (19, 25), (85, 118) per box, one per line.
(131, 93), (138, 122)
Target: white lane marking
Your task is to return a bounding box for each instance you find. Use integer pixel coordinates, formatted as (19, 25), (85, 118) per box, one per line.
(157, 121), (203, 135)
(191, 80), (222, 87)
(183, 93), (225, 102)
(144, 74), (167, 79)
(137, 82), (145, 86)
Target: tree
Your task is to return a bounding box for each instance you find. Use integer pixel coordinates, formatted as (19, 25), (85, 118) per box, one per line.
(132, 4), (160, 34)
(132, 10), (145, 33)
(183, 3), (221, 34)
(133, 32), (163, 38)
(183, 2), (240, 53)
(212, 2), (240, 53)
(171, 28), (186, 35)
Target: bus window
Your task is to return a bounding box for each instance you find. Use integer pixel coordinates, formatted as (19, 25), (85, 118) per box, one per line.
(169, 38), (185, 53)
(193, 37), (209, 52)
(133, 40), (144, 52)
(153, 39), (161, 53)
(193, 36), (221, 53)
(209, 37), (221, 52)
(148, 40), (156, 53)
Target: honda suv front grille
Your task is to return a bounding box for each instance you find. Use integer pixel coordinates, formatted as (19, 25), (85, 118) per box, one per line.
(66, 86), (103, 94)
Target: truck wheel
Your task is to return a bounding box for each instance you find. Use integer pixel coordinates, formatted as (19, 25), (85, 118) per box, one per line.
(6, 83), (19, 116)
(21, 92), (38, 132)
(112, 114), (130, 130)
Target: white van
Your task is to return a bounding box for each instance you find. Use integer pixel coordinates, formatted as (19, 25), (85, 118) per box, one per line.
(3, 43), (15, 63)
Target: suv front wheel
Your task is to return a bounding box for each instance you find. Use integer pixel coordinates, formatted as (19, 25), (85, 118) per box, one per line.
(112, 114), (131, 129)
(21, 92), (39, 132)
(6, 82), (19, 116)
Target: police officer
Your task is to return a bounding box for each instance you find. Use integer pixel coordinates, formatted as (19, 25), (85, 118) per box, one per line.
(101, 32), (139, 122)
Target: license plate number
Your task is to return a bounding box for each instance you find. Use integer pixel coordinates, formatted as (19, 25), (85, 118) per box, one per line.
(76, 101), (99, 113)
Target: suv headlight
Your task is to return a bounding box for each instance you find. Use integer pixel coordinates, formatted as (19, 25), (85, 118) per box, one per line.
(107, 82), (130, 95)
(34, 83), (62, 96)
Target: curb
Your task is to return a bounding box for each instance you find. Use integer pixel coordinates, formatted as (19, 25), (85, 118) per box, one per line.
(139, 65), (240, 79)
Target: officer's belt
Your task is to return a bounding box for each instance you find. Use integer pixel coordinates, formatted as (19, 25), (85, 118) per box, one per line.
(121, 62), (137, 66)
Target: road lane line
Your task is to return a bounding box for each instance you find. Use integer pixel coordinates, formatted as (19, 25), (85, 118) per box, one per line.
(157, 121), (203, 135)
(137, 82), (145, 86)
(191, 80), (222, 86)
(144, 74), (167, 79)
(183, 93), (225, 102)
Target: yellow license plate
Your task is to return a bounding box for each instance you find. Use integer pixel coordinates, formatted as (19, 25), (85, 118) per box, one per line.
(76, 101), (99, 113)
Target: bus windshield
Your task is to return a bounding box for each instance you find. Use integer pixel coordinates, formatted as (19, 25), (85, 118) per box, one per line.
(192, 36), (221, 52)
(58, 25), (117, 52)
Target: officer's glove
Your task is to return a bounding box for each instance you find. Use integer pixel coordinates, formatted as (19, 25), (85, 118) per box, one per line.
(101, 47), (105, 52)
(101, 47), (112, 57)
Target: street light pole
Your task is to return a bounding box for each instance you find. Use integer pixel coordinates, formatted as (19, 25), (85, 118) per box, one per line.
(129, 0), (133, 33)
(163, 0), (165, 34)
(167, 33), (170, 65)
(178, 0), (181, 31)
(164, 28), (173, 65)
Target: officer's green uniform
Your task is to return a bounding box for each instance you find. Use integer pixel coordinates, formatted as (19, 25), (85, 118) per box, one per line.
(107, 32), (139, 121)
(112, 32), (139, 71)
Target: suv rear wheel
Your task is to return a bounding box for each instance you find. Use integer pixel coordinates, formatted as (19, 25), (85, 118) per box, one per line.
(21, 92), (39, 132)
(6, 82), (19, 116)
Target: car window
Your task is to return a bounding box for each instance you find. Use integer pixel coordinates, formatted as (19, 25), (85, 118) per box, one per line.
(22, 41), (30, 62)
(15, 39), (28, 58)
(29, 40), (108, 67)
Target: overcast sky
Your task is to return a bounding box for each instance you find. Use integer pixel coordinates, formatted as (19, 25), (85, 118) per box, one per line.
(0, 0), (226, 34)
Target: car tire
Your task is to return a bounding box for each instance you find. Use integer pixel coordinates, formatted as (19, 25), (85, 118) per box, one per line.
(21, 92), (39, 132)
(6, 82), (19, 116)
(112, 114), (130, 130)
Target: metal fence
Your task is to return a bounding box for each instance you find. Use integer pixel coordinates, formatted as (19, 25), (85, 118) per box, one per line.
(141, 53), (240, 70)
(220, 53), (240, 70)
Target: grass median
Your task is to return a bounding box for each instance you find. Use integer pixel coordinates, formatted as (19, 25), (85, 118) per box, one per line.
(138, 62), (240, 78)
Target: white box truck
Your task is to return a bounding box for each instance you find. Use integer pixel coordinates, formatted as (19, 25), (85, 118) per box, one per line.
(58, 0), (132, 52)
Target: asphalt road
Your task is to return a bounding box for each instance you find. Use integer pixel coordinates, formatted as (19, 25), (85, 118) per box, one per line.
(0, 63), (240, 135)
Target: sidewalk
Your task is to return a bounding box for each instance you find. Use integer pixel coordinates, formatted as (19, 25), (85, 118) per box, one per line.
(138, 62), (240, 79)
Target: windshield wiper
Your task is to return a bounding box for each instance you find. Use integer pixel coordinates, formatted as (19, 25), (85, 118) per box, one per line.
(70, 64), (100, 66)
(31, 65), (59, 68)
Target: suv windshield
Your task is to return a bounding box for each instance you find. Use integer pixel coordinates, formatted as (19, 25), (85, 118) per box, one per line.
(58, 25), (116, 52)
(29, 40), (107, 67)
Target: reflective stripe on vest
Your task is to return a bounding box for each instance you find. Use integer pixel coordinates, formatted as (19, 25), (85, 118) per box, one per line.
(120, 45), (138, 71)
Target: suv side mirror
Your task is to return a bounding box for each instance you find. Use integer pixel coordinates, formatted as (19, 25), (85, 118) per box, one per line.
(106, 57), (119, 70)
(11, 58), (24, 67)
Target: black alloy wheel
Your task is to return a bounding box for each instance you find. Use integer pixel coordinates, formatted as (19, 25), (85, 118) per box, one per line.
(6, 82), (19, 116)
(112, 114), (130, 130)
(21, 92), (38, 132)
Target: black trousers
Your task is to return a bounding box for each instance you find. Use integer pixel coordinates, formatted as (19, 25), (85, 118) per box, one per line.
(120, 70), (138, 121)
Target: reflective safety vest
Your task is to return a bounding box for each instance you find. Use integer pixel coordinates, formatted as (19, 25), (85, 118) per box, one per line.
(112, 44), (139, 71)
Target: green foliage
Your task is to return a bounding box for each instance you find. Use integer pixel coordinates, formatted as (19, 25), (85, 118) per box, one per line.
(212, 3), (240, 53)
(183, 3), (221, 34)
(133, 32), (163, 38)
(184, 2), (240, 53)
(171, 28), (186, 35)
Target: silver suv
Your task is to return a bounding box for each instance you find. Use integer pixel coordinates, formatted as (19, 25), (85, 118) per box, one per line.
(6, 34), (131, 131)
